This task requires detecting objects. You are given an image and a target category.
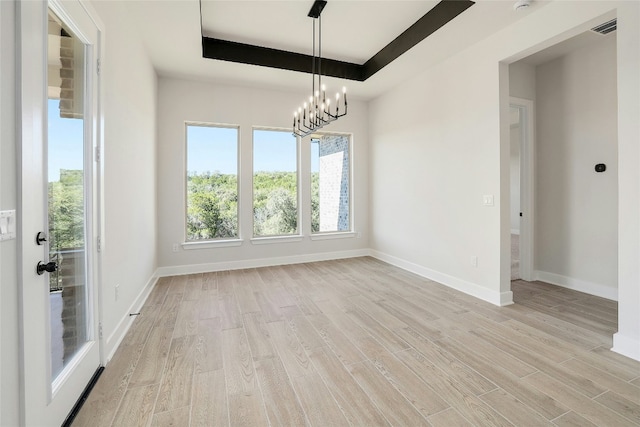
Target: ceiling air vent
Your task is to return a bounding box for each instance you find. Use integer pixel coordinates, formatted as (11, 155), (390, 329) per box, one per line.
(591, 19), (617, 35)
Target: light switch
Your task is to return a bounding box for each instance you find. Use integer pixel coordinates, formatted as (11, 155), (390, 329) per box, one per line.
(0, 210), (16, 241)
(482, 195), (494, 206)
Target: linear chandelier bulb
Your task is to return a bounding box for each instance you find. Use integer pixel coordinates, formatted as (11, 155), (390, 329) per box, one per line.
(291, 0), (349, 138)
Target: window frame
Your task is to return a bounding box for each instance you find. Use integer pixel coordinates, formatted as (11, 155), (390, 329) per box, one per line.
(309, 131), (354, 237)
(251, 126), (302, 240)
(183, 121), (242, 246)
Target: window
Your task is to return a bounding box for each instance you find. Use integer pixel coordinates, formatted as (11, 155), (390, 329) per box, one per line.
(186, 124), (239, 241)
(311, 134), (351, 233)
(253, 129), (298, 236)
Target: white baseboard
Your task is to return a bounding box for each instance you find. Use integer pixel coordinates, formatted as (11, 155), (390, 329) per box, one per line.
(155, 249), (370, 277)
(369, 250), (513, 307)
(105, 273), (158, 362)
(533, 270), (617, 301)
(612, 332), (640, 362)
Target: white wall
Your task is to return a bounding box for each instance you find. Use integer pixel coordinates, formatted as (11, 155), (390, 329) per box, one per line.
(509, 61), (536, 101)
(612, 6), (640, 361)
(369, 1), (640, 359)
(535, 35), (618, 299)
(156, 78), (369, 273)
(90, 1), (158, 359)
(0, 2), (19, 425)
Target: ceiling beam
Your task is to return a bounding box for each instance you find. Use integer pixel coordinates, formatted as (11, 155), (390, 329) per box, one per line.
(201, 0), (474, 82)
(202, 37), (365, 81)
(362, 0), (475, 80)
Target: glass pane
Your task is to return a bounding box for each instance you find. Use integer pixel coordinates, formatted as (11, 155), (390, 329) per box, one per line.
(186, 125), (239, 240)
(311, 135), (350, 233)
(47, 10), (88, 381)
(253, 130), (298, 236)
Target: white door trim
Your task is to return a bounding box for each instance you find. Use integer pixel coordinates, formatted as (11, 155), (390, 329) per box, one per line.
(510, 97), (535, 281)
(58, 0), (107, 368)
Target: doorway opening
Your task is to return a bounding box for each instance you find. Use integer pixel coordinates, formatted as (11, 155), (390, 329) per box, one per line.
(505, 19), (619, 312)
(509, 105), (522, 281)
(508, 97), (534, 283)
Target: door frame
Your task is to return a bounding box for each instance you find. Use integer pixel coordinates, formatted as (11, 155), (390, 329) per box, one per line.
(16, 0), (105, 423)
(509, 97), (535, 281)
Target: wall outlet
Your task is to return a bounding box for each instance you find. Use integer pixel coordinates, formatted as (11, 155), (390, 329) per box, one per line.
(115, 283), (120, 301)
(357, 231), (362, 238)
(471, 256), (478, 267)
(172, 243), (179, 252)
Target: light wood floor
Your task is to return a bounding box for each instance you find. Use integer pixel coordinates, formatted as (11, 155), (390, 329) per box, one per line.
(73, 257), (640, 427)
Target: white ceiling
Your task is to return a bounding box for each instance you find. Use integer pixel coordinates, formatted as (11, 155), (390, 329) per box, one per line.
(123, 0), (550, 100)
(200, 1), (441, 64)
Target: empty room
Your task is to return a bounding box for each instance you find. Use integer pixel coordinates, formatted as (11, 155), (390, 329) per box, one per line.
(1, 0), (639, 426)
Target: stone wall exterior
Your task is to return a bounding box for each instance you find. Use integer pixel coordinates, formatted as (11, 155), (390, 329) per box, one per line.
(58, 34), (83, 119)
(59, 249), (87, 364)
(318, 135), (350, 231)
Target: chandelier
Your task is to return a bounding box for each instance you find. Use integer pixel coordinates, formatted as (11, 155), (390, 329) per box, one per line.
(293, 0), (347, 138)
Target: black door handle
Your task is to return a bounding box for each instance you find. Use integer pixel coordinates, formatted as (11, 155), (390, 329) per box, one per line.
(37, 261), (59, 276)
(36, 231), (47, 245)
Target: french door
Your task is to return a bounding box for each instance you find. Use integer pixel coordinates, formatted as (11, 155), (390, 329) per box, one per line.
(18, 0), (102, 425)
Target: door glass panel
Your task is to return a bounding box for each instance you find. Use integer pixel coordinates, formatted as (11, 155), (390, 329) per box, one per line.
(47, 10), (89, 381)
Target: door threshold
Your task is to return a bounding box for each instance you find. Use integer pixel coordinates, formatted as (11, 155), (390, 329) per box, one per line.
(62, 366), (104, 427)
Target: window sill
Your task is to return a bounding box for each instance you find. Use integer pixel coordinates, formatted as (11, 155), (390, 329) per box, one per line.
(310, 231), (357, 241)
(250, 235), (304, 245)
(182, 239), (243, 250)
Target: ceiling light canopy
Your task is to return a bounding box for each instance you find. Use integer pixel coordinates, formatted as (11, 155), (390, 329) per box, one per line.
(513, 0), (531, 11)
(293, 1), (347, 138)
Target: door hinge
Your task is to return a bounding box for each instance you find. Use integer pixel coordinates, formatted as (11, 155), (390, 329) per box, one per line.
(95, 146), (101, 162)
(97, 58), (101, 75)
(98, 322), (103, 339)
(97, 236), (101, 252)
